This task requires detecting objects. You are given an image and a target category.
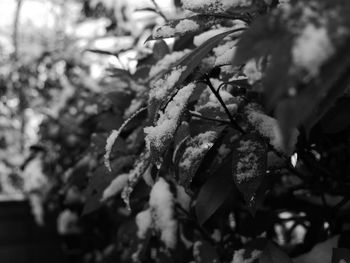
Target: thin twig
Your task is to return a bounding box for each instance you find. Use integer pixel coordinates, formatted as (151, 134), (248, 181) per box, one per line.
(150, 0), (168, 21)
(190, 111), (231, 125)
(201, 76), (246, 134)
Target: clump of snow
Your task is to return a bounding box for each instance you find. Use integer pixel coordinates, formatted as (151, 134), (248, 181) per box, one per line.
(182, 0), (252, 13)
(179, 131), (217, 173)
(153, 25), (176, 39)
(149, 66), (186, 102)
(149, 50), (191, 79)
(235, 139), (259, 183)
(149, 178), (177, 248)
(243, 59), (262, 84)
(144, 83), (195, 152)
(136, 209), (152, 239)
(196, 87), (238, 117)
(213, 40), (237, 66)
(231, 249), (261, 263)
(246, 107), (298, 152)
(101, 173), (129, 201)
(153, 18), (200, 38)
(176, 185), (191, 211)
(292, 23), (334, 76)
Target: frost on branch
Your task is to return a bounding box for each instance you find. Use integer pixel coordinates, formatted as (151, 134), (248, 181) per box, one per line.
(181, 0), (253, 14)
(179, 130), (220, 188)
(144, 83), (196, 158)
(292, 23), (334, 77)
(101, 173), (129, 201)
(149, 178), (177, 249)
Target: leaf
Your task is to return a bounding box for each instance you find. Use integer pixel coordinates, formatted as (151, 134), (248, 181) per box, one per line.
(260, 242), (292, 263)
(293, 236), (340, 263)
(149, 15), (225, 40)
(195, 161), (233, 225)
(232, 133), (267, 212)
(153, 40), (170, 60)
(178, 127), (224, 189)
(332, 248), (350, 263)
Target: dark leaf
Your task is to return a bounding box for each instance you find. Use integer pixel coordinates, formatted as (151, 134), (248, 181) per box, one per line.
(232, 133), (267, 213)
(195, 162), (233, 225)
(260, 242), (292, 263)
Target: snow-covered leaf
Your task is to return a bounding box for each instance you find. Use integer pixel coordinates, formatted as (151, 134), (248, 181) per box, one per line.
(232, 133), (267, 211)
(150, 15), (225, 40)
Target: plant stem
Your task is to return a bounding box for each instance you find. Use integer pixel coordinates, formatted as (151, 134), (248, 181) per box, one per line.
(190, 111), (231, 125)
(203, 76), (246, 134)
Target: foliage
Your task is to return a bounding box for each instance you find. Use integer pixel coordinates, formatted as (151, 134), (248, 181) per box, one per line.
(3, 0), (350, 262)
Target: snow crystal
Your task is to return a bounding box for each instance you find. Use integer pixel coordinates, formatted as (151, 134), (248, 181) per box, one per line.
(149, 50), (190, 79)
(136, 209), (152, 239)
(243, 59), (262, 84)
(144, 83), (195, 152)
(231, 249), (261, 263)
(149, 178), (177, 248)
(101, 173), (129, 201)
(182, 0), (252, 13)
(213, 40), (237, 66)
(292, 23), (334, 77)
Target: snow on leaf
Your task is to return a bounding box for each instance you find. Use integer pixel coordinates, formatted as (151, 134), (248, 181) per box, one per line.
(246, 105), (298, 153)
(182, 0), (253, 14)
(178, 130), (220, 188)
(243, 59), (263, 84)
(104, 106), (147, 172)
(101, 173), (129, 201)
(121, 150), (151, 210)
(232, 134), (267, 209)
(149, 50), (191, 79)
(149, 66), (186, 104)
(149, 178), (177, 249)
(151, 15), (225, 40)
(213, 40), (237, 66)
(144, 83), (196, 159)
(292, 23), (335, 77)
(135, 208), (152, 239)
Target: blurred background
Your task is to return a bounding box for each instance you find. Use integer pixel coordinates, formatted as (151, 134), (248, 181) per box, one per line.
(0, 0), (176, 262)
